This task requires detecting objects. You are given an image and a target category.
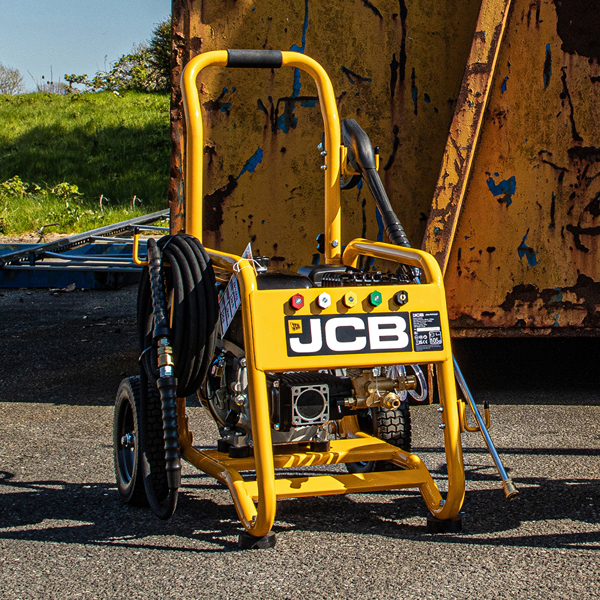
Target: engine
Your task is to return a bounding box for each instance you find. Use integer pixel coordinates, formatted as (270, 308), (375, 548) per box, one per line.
(202, 344), (417, 457)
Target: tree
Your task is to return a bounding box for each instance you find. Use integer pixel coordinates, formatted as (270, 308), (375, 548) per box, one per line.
(148, 18), (172, 92)
(0, 63), (25, 95)
(63, 17), (172, 94)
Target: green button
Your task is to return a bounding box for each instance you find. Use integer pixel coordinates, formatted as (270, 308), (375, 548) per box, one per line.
(369, 290), (383, 307)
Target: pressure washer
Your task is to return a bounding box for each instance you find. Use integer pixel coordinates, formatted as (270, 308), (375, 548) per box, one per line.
(113, 49), (517, 549)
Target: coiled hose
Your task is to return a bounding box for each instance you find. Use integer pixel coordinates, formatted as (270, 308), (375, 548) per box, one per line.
(138, 233), (219, 519)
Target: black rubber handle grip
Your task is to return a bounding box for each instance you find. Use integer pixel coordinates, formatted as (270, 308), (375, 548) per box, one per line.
(227, 49), (283, 69)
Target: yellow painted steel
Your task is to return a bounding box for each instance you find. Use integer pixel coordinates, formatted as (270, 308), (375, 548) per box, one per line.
(182, 50), (342, 264)
(179, 50), (465, 537)
(180, 51), (229, 243)
(172, 0), (600, 336)
(422, 0), (513, 275)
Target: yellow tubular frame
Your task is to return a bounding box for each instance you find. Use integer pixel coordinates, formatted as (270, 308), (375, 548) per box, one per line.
(181, 51), (342, 264)
(179, 50), (465, 537)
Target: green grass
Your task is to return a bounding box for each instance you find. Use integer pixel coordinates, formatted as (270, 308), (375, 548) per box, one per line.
(0, 91), (170, 235)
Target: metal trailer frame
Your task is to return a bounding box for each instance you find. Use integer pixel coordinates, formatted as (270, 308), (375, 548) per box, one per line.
(0, 210), (169, 289)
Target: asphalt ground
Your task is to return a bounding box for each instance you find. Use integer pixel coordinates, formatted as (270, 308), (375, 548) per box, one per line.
(0, 286), (599, 599)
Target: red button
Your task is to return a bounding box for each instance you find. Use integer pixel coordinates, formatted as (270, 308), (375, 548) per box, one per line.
(290, 293), (304, 310)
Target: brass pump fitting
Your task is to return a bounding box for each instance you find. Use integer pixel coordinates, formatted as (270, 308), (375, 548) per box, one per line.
(345, 369), (417, 410)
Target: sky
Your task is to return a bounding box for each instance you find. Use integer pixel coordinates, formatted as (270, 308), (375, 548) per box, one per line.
(0, 0), (171, 91)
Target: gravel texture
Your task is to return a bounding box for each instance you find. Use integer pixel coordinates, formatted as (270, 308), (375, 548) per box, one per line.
(0, 286), (599, 599)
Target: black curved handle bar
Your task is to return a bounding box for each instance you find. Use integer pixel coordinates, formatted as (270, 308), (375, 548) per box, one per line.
(341, 118), (412, 251)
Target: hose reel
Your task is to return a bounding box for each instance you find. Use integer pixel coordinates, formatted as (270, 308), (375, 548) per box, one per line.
(137, 233), (219, 519)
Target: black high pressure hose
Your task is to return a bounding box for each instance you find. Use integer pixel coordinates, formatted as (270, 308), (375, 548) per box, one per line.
(138, 234), (219, 520)
(341, 118), (419, 282)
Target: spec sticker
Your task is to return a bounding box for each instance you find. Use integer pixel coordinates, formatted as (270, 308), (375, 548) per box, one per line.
(285, 313), (412, 356)
(411, 311), (444, 352)
(219, 276), (241, 336)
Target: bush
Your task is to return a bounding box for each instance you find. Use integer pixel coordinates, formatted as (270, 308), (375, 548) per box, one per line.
(0, 63), (25, 95)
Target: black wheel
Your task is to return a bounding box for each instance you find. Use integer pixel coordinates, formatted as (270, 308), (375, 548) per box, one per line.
(346, 402), (411, 473)
(113, 377), (147, 505)
(113, 375), (169, 506)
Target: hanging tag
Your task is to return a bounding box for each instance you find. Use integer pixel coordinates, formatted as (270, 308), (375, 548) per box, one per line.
(220, 243), (254, 336)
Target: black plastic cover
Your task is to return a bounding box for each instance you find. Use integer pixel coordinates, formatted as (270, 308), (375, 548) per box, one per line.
(227, 49), (283, 69)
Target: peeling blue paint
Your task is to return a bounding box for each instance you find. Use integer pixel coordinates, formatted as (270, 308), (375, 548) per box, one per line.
(501, 76), (508, 94)
(552, 288), (563, 303)
(487, 175), (516, 206)
(543, 44), (552, 89)
(237, 148), (263, 179)
(277, 111), (296, 133)
(517, 233), (538, 267)
(290, 0), (309, 97)
(273, 0), (311, 135)
(424, 93), (431, 103)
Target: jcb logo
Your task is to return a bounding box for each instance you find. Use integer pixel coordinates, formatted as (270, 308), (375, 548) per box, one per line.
(288, 320), (303, 334)
(285, 313), (412, 356)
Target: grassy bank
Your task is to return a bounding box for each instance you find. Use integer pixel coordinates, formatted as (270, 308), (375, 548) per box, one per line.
(0, 91), (170, 236)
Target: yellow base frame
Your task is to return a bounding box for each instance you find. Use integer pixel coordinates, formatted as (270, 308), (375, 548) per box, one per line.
(179, 50), (465, 539)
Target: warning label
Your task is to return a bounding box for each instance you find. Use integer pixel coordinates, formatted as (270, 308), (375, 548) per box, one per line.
(411, 311), (444, 352)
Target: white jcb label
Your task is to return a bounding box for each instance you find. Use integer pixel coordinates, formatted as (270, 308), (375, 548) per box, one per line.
(286, 313), (412, 356)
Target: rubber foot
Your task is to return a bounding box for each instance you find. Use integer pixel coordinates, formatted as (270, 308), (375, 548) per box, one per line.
(310, 440), (330, 452)
(229, 445), (252, 459)
(238, 531), (277, 550)
(217, 439), (230, 453)
(426, 513), (463, 533)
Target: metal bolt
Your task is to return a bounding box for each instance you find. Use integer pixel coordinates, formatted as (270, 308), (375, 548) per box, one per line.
(331, 240), (339, 247)
(437, 406), (444, 413)
(320, 164), (328, 170)
(439, 424), (446, 429)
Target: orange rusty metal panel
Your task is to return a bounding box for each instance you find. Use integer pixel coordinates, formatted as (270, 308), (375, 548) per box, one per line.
(441, 0), (600, 336)
(422, 0), (512, 274)
(170, 0), (481, 270)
